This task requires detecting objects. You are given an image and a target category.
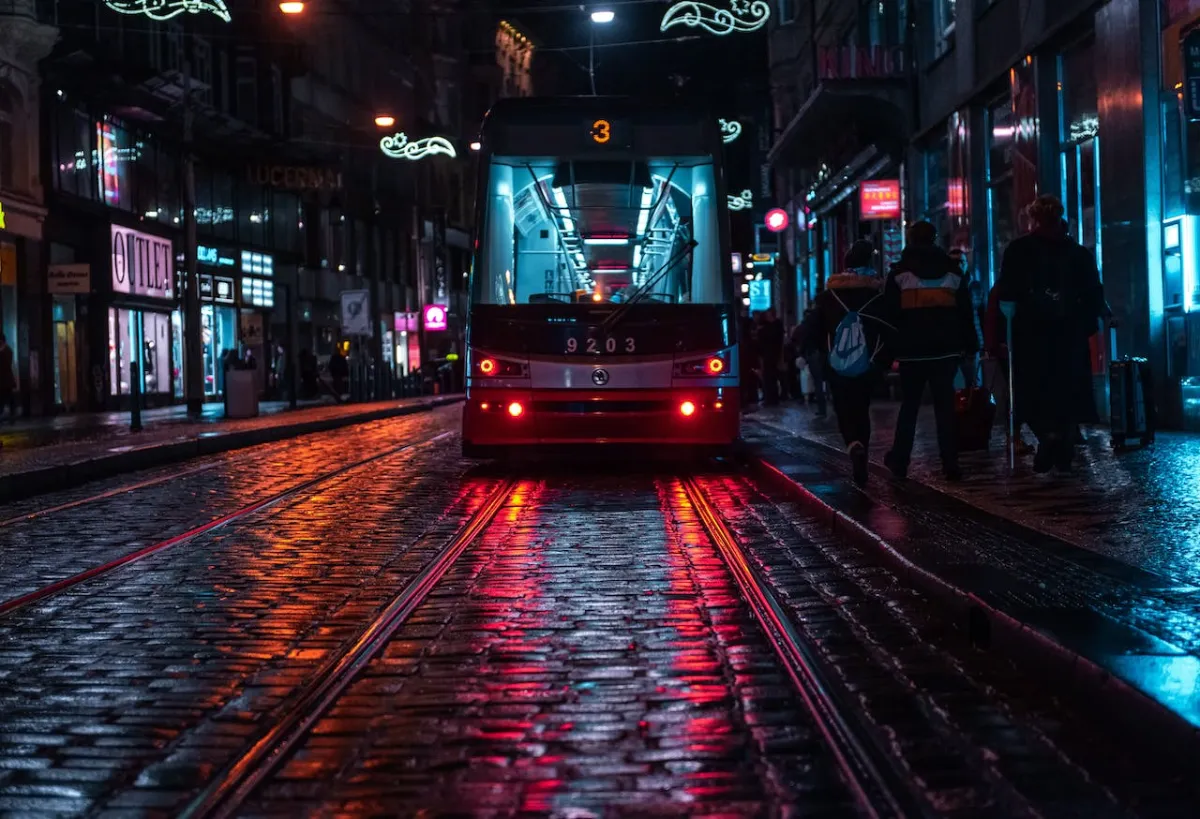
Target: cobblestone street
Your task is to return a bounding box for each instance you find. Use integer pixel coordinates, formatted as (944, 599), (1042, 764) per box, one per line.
(0, 408), (1192, 816)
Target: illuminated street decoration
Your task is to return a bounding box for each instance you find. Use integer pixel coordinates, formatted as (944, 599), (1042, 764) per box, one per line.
(660, 0), (769, 36)
(102, 0), (231, 23)
(728, 190), (752, 211)
(379, 133), (458, 160)
(719, 118), (742, 144)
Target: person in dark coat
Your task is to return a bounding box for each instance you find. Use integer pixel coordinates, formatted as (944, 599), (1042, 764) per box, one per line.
(994, 196), (1109, 473)
(796, 240), (894, 485)
(795, 304), (828, 417)
(757, 308), (785, 406)
(0, 332), (15, 423)
(881, 221), (979, 481)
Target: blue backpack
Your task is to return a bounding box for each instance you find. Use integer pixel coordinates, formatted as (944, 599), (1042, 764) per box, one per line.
(827, 290), (883, 377)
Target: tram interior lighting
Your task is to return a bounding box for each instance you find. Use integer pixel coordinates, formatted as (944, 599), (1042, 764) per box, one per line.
(636, 187), (654, 235)
(680, 401), (697, 417)
(584, 236), (630, 245)
(507, 401), (525, 418)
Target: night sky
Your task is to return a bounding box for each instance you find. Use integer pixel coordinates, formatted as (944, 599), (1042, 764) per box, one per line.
(495, 0), (769, 106)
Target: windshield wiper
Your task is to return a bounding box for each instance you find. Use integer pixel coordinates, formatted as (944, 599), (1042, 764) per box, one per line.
(601, 238), (698, 335)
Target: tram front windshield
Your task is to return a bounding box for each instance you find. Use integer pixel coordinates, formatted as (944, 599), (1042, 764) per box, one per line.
(474, 157), (729, 307)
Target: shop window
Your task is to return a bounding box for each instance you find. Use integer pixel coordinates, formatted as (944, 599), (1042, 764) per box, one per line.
(133, 139), (161, 220)
(1058, 39), (1101, 263)
(239, 178), (268, 247)
(987, 95), (1017, 281)
(210, 168), (236, 241)
(272, 190), (300, 253)
(193, 38), (214, 106)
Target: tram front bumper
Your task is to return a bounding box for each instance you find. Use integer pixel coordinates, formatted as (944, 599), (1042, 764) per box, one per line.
(462, 388), (740, 447)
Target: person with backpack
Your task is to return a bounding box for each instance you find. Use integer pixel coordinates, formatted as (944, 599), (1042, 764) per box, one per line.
(881, 221), (978, 482)
(994, 196), (1109, 473)
(796, 240), (894, 486)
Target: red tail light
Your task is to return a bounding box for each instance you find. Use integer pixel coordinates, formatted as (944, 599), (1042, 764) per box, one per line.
(479, 358), (496, 375)
(680, 401), (697, 417)
(507, 401), (524, 418)
(706, 357), (725, 375)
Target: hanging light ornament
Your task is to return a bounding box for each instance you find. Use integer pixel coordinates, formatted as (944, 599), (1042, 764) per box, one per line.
(379, 133), (458, 160)
(719, 118), (742, 144)
(102, 0), (231, 23)
(660, 0), (769, 36)
(728, 190), (752, 211)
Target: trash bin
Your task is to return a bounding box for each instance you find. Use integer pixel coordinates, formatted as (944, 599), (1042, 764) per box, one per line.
(225, 368), (259, 418)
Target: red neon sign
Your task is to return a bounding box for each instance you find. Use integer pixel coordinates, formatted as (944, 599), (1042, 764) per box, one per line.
(424, 304), (448, 332)
(859, 180), (901, 220)
(765, 208), (789, 232)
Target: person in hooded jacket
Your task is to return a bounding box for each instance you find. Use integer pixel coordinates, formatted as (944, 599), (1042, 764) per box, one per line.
(994, 196), (1110, 473)
(797, 240), (894, 486)
(881, 221), (979, 481)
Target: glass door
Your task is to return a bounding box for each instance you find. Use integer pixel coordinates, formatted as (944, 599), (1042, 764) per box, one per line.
(52, 297), (78, 410)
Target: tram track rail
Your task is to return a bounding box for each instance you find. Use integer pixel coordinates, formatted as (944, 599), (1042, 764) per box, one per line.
(0, 429), (457, 619)
(178, 471), (938, 819)
(682, 477), (935, 819)
(178, 478), (517, 819)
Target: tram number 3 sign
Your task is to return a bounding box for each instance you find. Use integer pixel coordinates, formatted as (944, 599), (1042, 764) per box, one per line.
(565, 336), (636, 354)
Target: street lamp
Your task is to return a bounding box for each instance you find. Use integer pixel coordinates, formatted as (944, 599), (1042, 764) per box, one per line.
(279, 1), (305, 13)
(469, 141), (481, 151)
(374, 114), (396, 128)
(588, 9), (614, 95)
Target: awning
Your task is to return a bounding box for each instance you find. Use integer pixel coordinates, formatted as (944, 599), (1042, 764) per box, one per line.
(768, 79), (909, 169)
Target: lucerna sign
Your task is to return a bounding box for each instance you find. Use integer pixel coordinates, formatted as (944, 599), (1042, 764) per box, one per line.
(111, 225), (174, 300)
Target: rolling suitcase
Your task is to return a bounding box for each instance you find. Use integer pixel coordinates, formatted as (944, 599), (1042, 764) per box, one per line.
(1109, 351), (1155, 450)
(955, 384), (996, 451)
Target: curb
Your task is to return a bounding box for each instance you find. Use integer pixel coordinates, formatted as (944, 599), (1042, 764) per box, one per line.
(748, 455), (1200, 770)
(0, 396), (463, 504)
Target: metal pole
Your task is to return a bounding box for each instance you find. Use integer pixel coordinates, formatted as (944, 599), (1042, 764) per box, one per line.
(414, 171), (426, 378)
(182, 40), (203, 418)
(130, 312), (143, 432)
(287, 282), (299, 409)
(1005, 316), (1017, 470)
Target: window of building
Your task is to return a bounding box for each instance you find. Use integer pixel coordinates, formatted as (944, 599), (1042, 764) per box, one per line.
(0, 85), (14, 191)
(777, 0), (796, 24)
(933, 0), (956, 59)
(271, 65), (284, 135)
(193, 38), (214, 106)
(236, 55), (257, 127)
(1058, 38), (1101, 265)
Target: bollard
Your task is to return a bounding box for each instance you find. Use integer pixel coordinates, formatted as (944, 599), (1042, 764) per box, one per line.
(129, 360), (143, 432)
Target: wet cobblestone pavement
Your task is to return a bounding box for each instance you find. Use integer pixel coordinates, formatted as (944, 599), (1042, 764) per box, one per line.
(750, 403), (1200, 586)
(0, 406), (459, 605)
(0, 413), (1193, 816)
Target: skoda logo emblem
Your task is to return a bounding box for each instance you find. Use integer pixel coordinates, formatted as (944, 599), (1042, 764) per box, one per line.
(591, 368), (610, 386)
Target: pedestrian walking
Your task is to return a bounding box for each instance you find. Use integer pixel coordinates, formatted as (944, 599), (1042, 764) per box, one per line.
(949, 248), (984, 388)
(881, 221), (979, 481)
(0, 332), (17, 423)
(795, 304), (828, 417)
(993, 195), (1111, 473)
(796, 240), (894, 486)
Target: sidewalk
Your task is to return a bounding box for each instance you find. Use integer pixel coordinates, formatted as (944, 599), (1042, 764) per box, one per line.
(746, 402), (1200, 758)
(0, 395), (462, 501)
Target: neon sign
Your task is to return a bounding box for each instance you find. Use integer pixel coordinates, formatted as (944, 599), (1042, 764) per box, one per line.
(380, 133), (457, 161)
(719, 118), (742, 144)
(728, 190), (752, 211)
(101, 0), (231, 23)
(661, 0), (769, 36)
(765, 208), (789, 232)
(424, 304), (448, 332)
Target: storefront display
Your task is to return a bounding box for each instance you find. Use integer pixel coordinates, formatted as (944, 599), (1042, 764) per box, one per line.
(108, 224), (180, 401)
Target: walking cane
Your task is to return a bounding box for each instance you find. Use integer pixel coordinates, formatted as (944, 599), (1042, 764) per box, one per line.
(1000, 301), (1017, 470)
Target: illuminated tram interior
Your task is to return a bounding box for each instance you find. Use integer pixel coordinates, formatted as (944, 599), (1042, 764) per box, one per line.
(474, 158), (728, 307)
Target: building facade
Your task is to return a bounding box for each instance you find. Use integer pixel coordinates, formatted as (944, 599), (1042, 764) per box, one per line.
(3, 0), (482, 417)
(769, 0), (1200, 428)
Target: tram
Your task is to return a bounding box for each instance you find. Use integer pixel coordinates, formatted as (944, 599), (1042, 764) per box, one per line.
(461, 97), (739, 457)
